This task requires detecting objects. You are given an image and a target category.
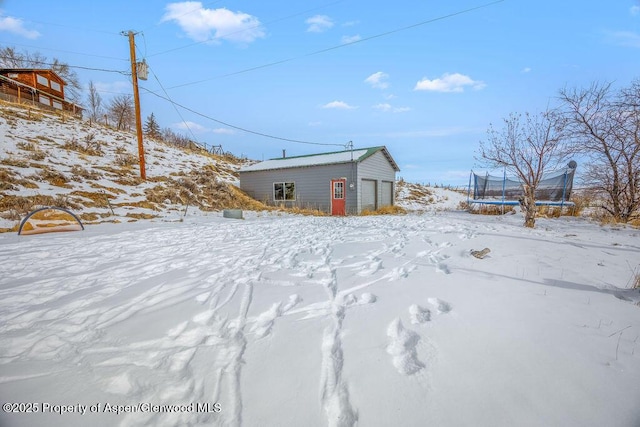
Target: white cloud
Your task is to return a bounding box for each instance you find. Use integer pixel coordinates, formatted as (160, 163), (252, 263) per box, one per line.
(373, 103), (392, 112)
(373, 103), (410, 113)
(161, 2), (264, 44)
(522, 67), (532, 73)
(381, 126), (483, 138)
(308, 121), (323, 127)
(608, 30), (640, 48)
(0, 14), (40, 39)
(414, 72), (486, 93)
(306, 15), (334, 33)
(213, 128), (234, 134)
(631, 5), (640, 15)
(174, 121), (208, 132)
(364, 71), (389, 89)
(93, 81), (131, 94)
(321, 101), (356, 110)
(341, 34), (361, 44)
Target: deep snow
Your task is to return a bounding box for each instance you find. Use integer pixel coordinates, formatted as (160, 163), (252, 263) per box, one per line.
(1, 210), (639, 427)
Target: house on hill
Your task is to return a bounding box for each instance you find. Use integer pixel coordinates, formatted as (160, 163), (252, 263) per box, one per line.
(0, 69), (83, 116)
(239, 146), (400, 215)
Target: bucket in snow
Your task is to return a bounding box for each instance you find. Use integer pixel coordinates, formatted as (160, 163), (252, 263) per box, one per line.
(223, 209), (243, 219)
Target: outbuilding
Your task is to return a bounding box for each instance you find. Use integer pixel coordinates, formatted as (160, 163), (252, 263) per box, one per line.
(239, 146), (400, 215)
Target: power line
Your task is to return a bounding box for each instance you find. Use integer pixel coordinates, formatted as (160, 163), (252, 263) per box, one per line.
(139, 87), (344, 147)
(147, 0), (345, 59)
(146, 64), (200, 143)
(165, 0), (504, 90)
(0, 53), (129, 75)
(0, 42), (127, 62)
(11, 17), (121, 37)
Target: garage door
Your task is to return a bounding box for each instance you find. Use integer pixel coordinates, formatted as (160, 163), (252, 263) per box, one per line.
(362, 179), (377, 212)
(381, 181), (393, 207)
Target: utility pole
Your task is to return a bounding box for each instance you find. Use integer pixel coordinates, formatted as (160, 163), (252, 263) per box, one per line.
(125, 30), (146, 180)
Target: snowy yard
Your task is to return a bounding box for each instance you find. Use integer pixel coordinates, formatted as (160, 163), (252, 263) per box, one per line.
(1, 211), (639, 427)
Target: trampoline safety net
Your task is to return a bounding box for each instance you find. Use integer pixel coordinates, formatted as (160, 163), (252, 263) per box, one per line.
(471, 161), (577, 205)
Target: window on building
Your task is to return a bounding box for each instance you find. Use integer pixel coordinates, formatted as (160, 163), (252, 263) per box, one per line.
(39, 94), (50, 106)
(274, 182), (295, 201)
(333, 181), (344, 199)
(36, 74), (49, 86)
(50, 81), (61, 92)
(52, 100), (63, 110)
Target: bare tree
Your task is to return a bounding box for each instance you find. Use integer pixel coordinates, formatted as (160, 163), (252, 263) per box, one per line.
(161, 127), (192, 148)
(0, 47), (25, 67)
(478, 110), (568, 228)
(49, 58), (82, 104)
(86, 81), (102, 123)
(559, 81), (640, 222)
(107, 94), (134, 131)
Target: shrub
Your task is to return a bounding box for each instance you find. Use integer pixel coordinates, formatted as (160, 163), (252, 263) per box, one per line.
(16, 141), (37, 151)
(70, 165), (103, 181)
(115, 153), (138, 167)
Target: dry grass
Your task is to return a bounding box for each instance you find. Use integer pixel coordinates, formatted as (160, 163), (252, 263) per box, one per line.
(69, 190), (113, 208)
(80, 212), (100, 221)
(144, 174), (269, 213)
(88, 183), (126, 194)
(34, 168), (71, 188)
(278, 205), (326, 216)
(35, 135), (56, 143)
(114, 200), (159, 210)
(16, 141), (37, 152)
(466, 204), (516, 215)
(1, 156), (29, 168)
(71, 165), (103, 181)
(29, 150), (47, 161)
(0, 194), (82, 221)
(361, 205), (407, 216)
(115, 153), (139, 167)
(63, 135), (104, 156)
(113, 175), (144, 186)
(125, 212), (159, 220)
(0, 169), (17, 191)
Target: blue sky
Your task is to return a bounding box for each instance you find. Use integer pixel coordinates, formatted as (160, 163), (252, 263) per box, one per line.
(1, 0), (639, 185)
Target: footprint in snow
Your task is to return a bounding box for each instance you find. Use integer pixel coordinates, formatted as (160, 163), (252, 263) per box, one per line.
(386, 318), (424, 375)
(409, 304), (431, 324)
(428, 297), (452, 314)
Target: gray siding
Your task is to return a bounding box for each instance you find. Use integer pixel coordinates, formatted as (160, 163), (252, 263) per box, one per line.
(356, 151), (397, 212)
(240, 162), (358, 214)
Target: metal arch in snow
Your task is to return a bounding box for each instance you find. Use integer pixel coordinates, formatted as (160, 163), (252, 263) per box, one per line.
(18, 206), (85, 235)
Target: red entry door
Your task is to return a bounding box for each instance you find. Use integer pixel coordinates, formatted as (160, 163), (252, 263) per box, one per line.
(331, 179), (346, 216)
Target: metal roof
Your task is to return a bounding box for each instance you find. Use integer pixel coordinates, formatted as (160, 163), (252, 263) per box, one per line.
(240, 146), (400, 172)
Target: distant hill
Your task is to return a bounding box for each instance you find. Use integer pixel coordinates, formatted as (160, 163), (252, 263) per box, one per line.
(0, 102), (465, 232)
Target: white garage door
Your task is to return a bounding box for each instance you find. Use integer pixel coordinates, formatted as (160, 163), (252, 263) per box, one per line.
(362, 179), (377, 212)
(381, 181), (393, 207)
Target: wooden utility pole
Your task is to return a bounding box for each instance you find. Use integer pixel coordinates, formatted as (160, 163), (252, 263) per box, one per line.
(126, 30), (146, 180)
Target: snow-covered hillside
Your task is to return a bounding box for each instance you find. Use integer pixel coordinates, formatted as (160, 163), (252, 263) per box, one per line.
(0, 102), (465, 232)
(0, 103), (260, 232)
